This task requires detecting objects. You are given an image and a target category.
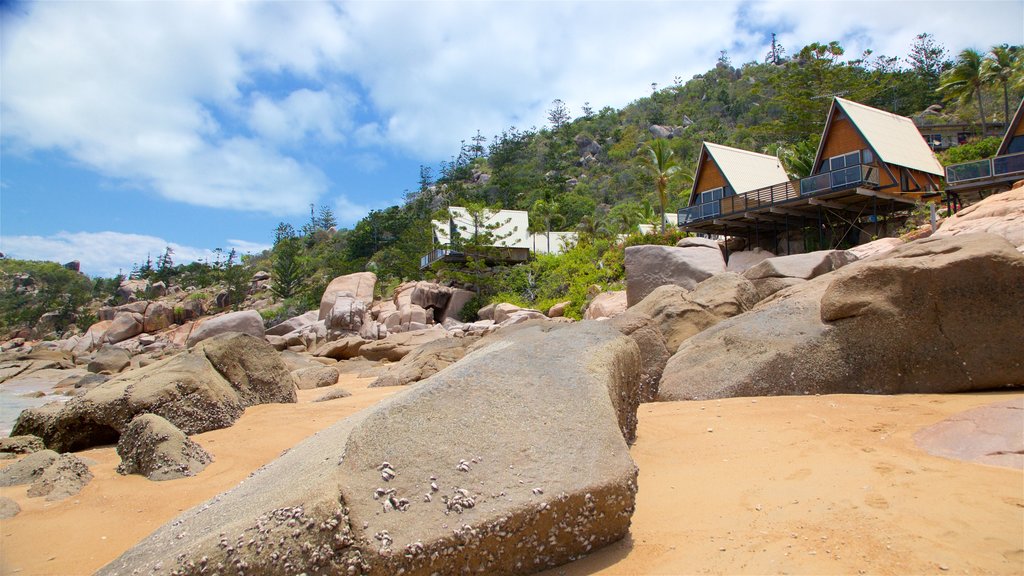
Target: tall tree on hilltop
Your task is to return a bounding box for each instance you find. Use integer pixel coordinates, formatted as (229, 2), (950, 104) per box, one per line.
(982, 44), (1020, 122)
(906, 33), (949, 85)
(939, 48), (989, 134)
(547, 99), (570, 130)
(639, 139), (679, 233)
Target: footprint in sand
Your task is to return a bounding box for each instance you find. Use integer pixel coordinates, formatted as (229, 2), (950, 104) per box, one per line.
(865, 493), (889, 509)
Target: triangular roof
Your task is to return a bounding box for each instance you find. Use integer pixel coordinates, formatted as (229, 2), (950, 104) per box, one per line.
(815, 98), (943, 177)
(432, 207), (530, 249)
(689, 142), (790, 204)
(997, 97), (1024, 155)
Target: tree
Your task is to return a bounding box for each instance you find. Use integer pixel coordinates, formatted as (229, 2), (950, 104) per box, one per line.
(939, 48), (989, 133)
(273, 222), (296, 245)
(638, 139), (680, 233)
(316, 205), (338, 231)
(547, 99), (570, 130)
(982, 45), (1020, 122)
(270, 237), (303, 299)
(765, 32), (786, 65)
(906, 33), (949, 84)
(155, 246), (174, 284)
(530, 198), (565, 254)
(574, 214), (612, 244)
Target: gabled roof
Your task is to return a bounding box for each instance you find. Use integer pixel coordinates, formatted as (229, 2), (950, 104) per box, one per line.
(818, 98), (944, 177)
(432, 207), (530, 249)
(997, 97), (1024, 155)
(689, 142), (790, 204)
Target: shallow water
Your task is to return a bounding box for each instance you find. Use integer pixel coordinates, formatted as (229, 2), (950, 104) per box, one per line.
(0, 373), (71, 436)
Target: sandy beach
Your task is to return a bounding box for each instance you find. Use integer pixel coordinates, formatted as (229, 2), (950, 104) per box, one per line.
(1, 379), (1021, 575)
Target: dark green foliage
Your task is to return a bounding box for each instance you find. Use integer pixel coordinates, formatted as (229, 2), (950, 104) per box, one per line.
(0, 259), (93, 334)
(937, 136), (1002, 165)
(270, 237), (303, 299)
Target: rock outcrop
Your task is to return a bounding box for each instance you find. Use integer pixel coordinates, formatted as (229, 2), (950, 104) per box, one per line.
(658, 234), (1024, 400)
(0, 435), (45, 454)
(116, 414), (213, 481)
(742, 249), (857, 301)
(369, 336), (480, 388)
(13, 333), (296, 452)
(0, 496), (20, 519)
(612, 273), (760, 401)
(319, 272), (377, 320)
(934, 187), (1023, 251)
(625, 241), (726, 306)
(100, 322), (641, 576)
(358, 328), (448, 362)
(584, 291), (627, 320)
(186, 310), (265, 348)
(292, 366), (340, 389)
(0, 449), (93, 501)
(87, 344), (131, 374)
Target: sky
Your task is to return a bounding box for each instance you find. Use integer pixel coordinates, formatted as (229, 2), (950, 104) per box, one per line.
(1, 0), (1021, 278)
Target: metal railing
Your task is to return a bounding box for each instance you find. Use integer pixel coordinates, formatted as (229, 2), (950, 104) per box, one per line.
(720, 181), (799, 214)
(945, 151), (1024, 184)
(420, 248), (454, 269)
(800, 164), (880, 196)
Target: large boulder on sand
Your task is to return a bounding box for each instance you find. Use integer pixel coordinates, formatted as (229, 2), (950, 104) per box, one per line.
(292, 366), (340, 389)
(658, 234), (1024, 401)
(116, 414), (213, 481)
(319, 272), (377, 320)
(625, 243), (726, 307)
(99, 321), (640, 576)
(185, 310), (265, 348)
(0, 449), (93, 501)
(13, 333), (296, 453)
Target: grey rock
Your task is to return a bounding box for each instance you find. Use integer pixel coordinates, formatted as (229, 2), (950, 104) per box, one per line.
(659, 234), (1024, 400)
(116, 414), (213, 481)
(0, 435), (46, 454)
(292, 366), (340, 389)
(625, 244), (726, 307)
(186, 310), (265, 348)
(13, 333), (296, 453)
(87, 344), (131, 374)
(100, 322), (640, 576)
(0, 496), (20, 519)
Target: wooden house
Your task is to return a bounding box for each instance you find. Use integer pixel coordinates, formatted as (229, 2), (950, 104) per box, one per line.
(679, 142), (791, 224)
(679, 98), (944, 252)
(945, 98), (1024, 203)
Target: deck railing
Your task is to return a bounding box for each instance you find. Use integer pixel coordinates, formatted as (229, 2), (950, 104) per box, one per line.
(800, 164), (880, 196)
(946, 151), (1024, 184)
(680, 163), (881, 226)
(420, 248), (455, 269)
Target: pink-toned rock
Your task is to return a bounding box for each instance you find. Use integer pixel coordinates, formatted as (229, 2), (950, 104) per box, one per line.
(392, 281), (417, 309)
(725, 248), (774, 273)
(443, 288), (475, 321)
(104, 313), (144, 344)
(914, 397), (1023, 469)
(935, 188), (1024, 251)
(399, 304), (429, 325)
(548, 301), (571, 317)
(185, 310), (265, 348)
(849, 237), (904, 260)
(584, 291), (627, 320)
(492, 303), (523, 324)
(142, 302), (174, 333)
(265, 310), (318, 337)
(73, 321), (111, 354)
(318, 272), (377, 321)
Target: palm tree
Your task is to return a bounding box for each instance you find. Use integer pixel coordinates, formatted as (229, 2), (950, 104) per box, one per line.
(639, 139), (680, 233)
(530, 198), (566, 255)
(939, 48), (989, 134)
(982, 45), (1019, 122)
(575, 214), (611, 244)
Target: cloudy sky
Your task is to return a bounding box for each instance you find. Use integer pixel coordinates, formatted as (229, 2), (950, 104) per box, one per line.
(1, 0), (1021, 277)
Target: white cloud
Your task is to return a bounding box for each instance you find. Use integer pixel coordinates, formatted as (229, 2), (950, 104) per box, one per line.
(1, 0), (1019, 224)
(0, 1), (348, 215)
(0, 231), (266, 278)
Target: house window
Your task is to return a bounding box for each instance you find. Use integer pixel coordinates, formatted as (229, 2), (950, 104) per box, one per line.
(862, 148), (874, 164)
(826, 150), (861, 172)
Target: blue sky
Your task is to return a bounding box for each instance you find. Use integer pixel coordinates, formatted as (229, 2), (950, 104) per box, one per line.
(1, 0), (1021, 277)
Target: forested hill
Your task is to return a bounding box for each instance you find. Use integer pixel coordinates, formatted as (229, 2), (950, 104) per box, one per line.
(327, 35), (1017, 282)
